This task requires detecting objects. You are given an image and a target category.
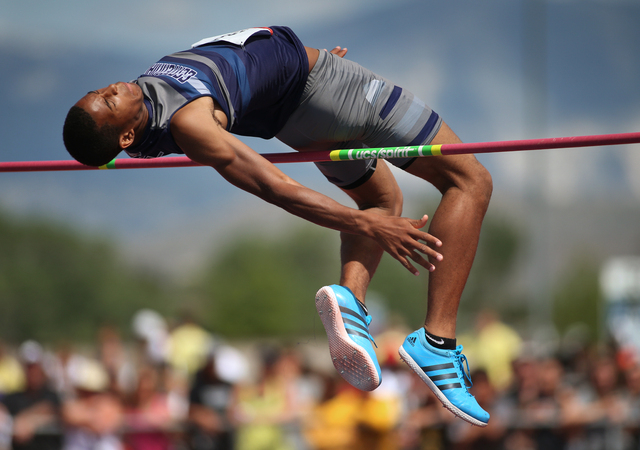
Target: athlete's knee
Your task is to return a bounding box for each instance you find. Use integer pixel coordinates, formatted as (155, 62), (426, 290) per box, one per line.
(450, 158), (493, 210)
(343, 160), (404, 216)
(469, 161), (493, 207)
(420, 155), (493, 208)
(358, 182), (403, 217)
(384, 184), (404, 216)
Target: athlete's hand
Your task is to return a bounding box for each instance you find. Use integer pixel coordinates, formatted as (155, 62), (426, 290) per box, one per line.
(370, 214), (443, 276)
(327, 46), (348, 58)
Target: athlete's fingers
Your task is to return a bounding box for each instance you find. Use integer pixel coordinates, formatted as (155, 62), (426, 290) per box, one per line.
(417, 232), (443, 249)
(327, 46), (348, 58)
(397, 255), (419, 276)
(409, 251), (436, 273)
(409, 215), (443, 248)
(415, 242), (443, 262)
(382, 243), (421, 276)
(408, 229), (442, 255)
(373, 214), (443, 275)
(410, 214), (430, 230)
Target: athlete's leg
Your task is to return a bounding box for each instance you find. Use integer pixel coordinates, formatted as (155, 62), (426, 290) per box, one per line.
(313, 160), (403, 392)
(404, 121), (493, 337)
(336, 160), (404, 302)
(395, 121), (493, 426)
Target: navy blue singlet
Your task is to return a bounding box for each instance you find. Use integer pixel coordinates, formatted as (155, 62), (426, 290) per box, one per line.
(126, 26), (309, 159)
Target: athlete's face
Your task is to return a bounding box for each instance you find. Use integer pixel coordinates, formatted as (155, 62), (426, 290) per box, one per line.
(76, 81), (146, 135)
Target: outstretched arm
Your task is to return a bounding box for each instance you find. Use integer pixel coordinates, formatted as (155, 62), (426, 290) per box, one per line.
(171, 98), (442, 275)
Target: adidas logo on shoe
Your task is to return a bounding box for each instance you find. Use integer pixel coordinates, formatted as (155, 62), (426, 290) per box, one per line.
(398, 329), (490, 427)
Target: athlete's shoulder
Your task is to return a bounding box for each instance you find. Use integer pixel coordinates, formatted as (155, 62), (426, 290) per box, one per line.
(172, 97), (228, 130)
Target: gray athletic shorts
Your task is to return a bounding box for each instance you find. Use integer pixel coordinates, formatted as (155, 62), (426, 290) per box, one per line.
(276, 50), (442, 189)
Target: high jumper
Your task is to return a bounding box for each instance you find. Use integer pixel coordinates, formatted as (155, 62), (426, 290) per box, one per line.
(62, 25), (493, 425)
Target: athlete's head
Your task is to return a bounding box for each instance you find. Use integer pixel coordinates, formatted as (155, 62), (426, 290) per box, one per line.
(63, 82), (147, 166)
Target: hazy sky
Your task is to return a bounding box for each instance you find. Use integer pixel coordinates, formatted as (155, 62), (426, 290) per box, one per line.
(1, 0), (639, 275)
(0, 0), (410, 54)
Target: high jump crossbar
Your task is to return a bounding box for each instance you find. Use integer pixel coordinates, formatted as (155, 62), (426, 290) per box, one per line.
(1, 131), (639, 173)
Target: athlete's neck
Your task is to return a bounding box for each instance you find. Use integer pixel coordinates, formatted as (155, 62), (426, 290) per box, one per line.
(132, 100), (150, 146)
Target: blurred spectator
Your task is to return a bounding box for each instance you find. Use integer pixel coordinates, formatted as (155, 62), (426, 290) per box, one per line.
(159, 363), (190, 432)
(565, 350), (632, 450)
(98, 325), (137, 397)
(303, 375), (364, 450)
(0, 340), (62, 450)
(447, 369), (508, 450)
(357, 385), (403, 450)
(132, 310), (170, 366)
(61, 357), (124, 450)
(305, 370), (403, 450)
(0, 405), (10, 450)
(187, 350), (236, 450)
(123, 364), (178, 450)
(459, 310), (522, 392)
(47, 342), (82, 401)
(167, 315), (213, 379)
(624, 360), (640, 449)
(12, 315), (640, 449)
(504, 354), (539, 407)
(396, 370), (450, 450)
(501, 355), (539, 450)
(0, 340), (24, 396)
(521, 357), (573, 450)
(264, 348), (312, 450)
(501, 356), (576, 450)
(557, 324), (591, 388)
(373, 315), (412, 370)
(233, 346), (300, 450)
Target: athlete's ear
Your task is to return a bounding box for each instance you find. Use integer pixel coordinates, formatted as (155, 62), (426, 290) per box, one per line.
(119, 129), (135, 149)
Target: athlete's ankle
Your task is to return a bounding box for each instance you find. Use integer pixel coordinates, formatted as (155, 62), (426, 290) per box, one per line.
(338, 283), (366, 304)
(424, 328), (457, 350)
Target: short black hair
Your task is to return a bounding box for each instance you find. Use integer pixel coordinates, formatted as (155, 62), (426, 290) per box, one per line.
(62, 106), (121, 167)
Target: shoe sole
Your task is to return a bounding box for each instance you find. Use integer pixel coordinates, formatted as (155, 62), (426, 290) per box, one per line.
(398, 346), (488, 427)
(315, 286), (380, 391)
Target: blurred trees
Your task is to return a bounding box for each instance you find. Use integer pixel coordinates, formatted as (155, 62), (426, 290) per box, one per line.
(0, 210), (173, 343)
(195, 211), (528, 336)
(552, 256), (603, 343)
(459, 214), (526, 328)
(195, 227), (340, 338)
(0, 204), (606, 344)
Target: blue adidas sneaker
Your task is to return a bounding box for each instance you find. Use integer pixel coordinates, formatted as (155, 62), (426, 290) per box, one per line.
(399, 328), (489, 427)
(315, 285), (381, 391)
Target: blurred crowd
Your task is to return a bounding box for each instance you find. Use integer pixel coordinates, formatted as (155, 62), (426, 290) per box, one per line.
(2, 309), (640, 450)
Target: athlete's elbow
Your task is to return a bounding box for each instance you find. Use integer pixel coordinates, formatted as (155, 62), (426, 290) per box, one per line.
(183, 145), (236, 170)
(256, 179), (298, 209)
(255, 181), (282, 206)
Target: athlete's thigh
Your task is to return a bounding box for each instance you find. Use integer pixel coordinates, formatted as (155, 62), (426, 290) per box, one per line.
(339, 159), (403, 214)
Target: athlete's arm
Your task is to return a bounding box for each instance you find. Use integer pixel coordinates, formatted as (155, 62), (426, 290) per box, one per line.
(171, 97), (442, 275)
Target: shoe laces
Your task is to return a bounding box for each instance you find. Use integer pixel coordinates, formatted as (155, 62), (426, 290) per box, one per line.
(454, 345), (472, 388)
(364, 315), (378, 348)
(357, 300), (378, 348)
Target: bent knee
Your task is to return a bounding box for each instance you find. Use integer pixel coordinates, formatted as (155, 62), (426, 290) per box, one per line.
(353, 182), (404, 217)
(453, 158), (493, 209)
(342, 161), (404, 216)
(409, 154), (493, 205)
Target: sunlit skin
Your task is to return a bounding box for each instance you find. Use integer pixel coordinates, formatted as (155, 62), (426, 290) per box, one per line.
(72, 43), (490, 341)
(75, 81), (148, 150)
(74, 47), (350, 152)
